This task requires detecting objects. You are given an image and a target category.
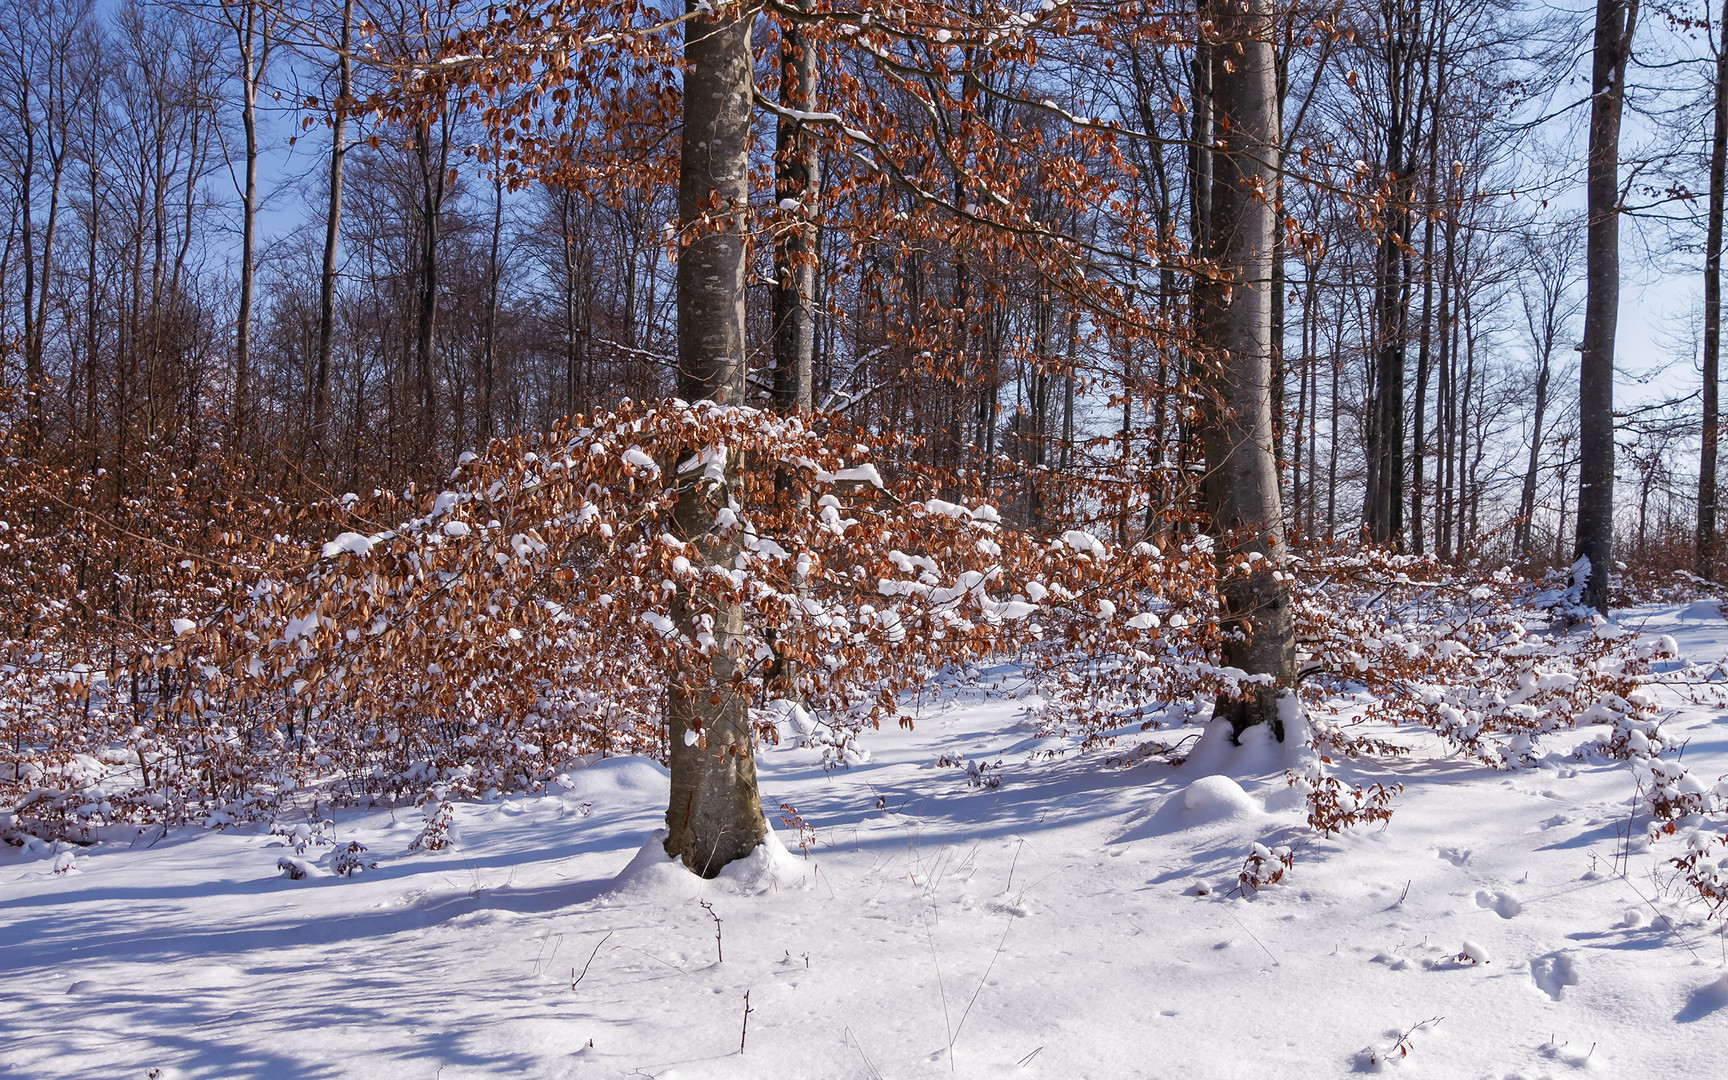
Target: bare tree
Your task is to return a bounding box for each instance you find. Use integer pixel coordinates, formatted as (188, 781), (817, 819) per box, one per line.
(217, 0), (273, 435)
(1701, 0), (1728, 580)
(313, 0), (354, 458)
(1577, 0), (1639, 610)
(1515, 228), (1580, 556)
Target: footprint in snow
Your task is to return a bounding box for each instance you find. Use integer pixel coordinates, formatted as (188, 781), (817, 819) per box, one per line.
(1438, 846), (1472, 866)
(1529, 951), (1581, 1001)
(1475, 889), (1523, 919)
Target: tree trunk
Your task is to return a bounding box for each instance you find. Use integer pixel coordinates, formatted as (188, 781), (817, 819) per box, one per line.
(17, 74), (39, 453)
(1519, 359), (1552, 556)
(665, 0), (766, 876)
(413, 108), (450, 454)
(1196, 0), (1295, 739)
(1365, 24), (1413, 545)
(771, 0), (815, 415)
(230, 0), (269, 437)
(313, 0), (352, 460)
(1577, 0), (1638, 610)
(481, 167), (502, 442)
(1700, 0), (1728, 580)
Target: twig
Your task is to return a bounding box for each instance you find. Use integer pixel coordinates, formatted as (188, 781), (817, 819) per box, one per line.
(738, 990), (753, 1054)
(571, 931), (613, 989)
(923, 911), (955, 1072)
(1004, 837), (1025, 895)
(699, 899), (723, 963)
(1016, 1046), (1044, 1067)
(610, 943), (686, 974)
(1618, 779), (1642, 876)
(1226, 911), (1281, 967)
(844, 1027), (883, 1080)
(952, 916), (1015, 1047)
(533, 933), (563, 976)
(1614, 868), (1705, 962)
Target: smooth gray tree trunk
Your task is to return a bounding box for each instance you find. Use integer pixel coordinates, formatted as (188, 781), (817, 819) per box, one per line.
(1196, 0), (1296, 739)
(665, 0), (767, 876)
(1577, 0), (1637, 610)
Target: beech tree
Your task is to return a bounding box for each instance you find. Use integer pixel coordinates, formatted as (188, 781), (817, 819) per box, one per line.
(1197, 0), (1295, 738)
(1577, 0), (1638, 610)
(664, 0), (768, 874)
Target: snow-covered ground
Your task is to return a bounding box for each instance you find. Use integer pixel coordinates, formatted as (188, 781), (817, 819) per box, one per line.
(7, 605), (1728, 1079)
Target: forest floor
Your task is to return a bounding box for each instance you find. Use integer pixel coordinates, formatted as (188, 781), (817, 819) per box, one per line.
(6, 604), (1728, 1079)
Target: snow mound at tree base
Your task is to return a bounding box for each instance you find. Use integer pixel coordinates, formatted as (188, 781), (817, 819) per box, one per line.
(1183, 694), (1316, 779)
(601, 827), (811, 902)
(711, 827), (811, 894)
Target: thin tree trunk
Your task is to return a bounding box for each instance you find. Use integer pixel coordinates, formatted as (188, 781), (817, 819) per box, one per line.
(1519, 358), (1553, 556)
(1700, 0), (1728, 579)
(771, 0), (815, 415)
(413, 108), (450, 453)
(18, 81), (39, 452)
(313, 0), (352, 459)
(1577, 0), (1639, 610)
(481, 166), (502, 442)
(230, 0), (269, 436)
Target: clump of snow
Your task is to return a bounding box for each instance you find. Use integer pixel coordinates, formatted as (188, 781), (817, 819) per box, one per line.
(320, 531), (374, 559)
(1060, 529), (1107, 558)
(1178, 775), (1262, 824)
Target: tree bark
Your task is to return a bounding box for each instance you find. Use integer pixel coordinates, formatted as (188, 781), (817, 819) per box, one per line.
(313, 0), (352, 460)
(1365, 15), (1418, 545)
(665, 0), (767, 876)
(413, 107), (451, 454)
(1196, 0), (1295, 739)
(1700, 0), (1728, 580)
(771, 0), (815, 415)
(227, 0), (269, 437)
(1577, 0), (1638, 610)
(481, 167), (502, 442)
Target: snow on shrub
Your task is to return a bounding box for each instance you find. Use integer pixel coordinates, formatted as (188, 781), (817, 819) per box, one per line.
(1237, 841), (1294, 894)
(0, 405), (1689, 849)
(1290, 544), (1664, 770)
(1, 402), (1207, 838)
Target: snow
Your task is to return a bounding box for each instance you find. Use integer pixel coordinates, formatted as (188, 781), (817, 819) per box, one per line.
(7, 605), (1728, 1076)
(320, 531), (375, 559)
